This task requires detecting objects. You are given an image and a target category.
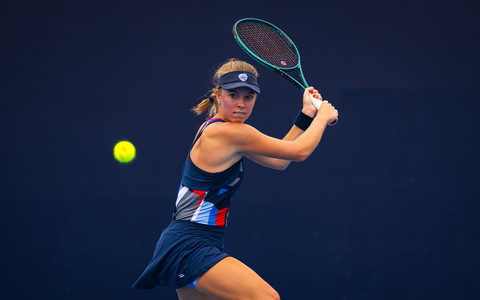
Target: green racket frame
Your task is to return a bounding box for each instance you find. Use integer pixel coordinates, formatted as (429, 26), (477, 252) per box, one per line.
(233, 18), (310, 90)
(233, 18), (338, 126)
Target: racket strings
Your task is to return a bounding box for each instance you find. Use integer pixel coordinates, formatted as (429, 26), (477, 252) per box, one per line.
(236, 21), (299, 68)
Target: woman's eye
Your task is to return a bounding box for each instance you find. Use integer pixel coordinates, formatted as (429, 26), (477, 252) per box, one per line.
(229, 93), (238, 98)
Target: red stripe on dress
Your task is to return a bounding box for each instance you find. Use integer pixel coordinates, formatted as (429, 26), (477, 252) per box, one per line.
(215, 207), (228, 226)
(193, 190), (205, 208)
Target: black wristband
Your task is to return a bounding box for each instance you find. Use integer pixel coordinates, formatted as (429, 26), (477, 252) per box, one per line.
(293, 111), (314, 131)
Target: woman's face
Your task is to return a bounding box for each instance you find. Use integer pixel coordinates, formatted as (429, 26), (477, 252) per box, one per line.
(216, 87), (257, 123)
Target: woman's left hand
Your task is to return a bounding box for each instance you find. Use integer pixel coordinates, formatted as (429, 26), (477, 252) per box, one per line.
(302, 87), (322, 117)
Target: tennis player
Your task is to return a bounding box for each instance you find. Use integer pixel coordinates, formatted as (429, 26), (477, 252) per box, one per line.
(133, 58), (338, 300)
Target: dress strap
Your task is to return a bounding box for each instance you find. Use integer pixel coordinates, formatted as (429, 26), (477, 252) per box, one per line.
(190, 117), (225, 148)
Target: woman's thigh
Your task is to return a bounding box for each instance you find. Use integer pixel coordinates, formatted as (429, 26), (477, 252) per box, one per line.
(193, 256), (280, 300)
(176, 286), (216, 300)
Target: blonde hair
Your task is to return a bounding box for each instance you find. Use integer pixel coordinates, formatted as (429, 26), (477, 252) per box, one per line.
(192, 58), (259, 117)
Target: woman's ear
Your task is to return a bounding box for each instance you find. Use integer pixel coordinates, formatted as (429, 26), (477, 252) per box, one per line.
(215, 88), (220, 105)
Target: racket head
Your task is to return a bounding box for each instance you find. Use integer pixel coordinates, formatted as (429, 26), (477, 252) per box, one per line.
(233, 18), (301, 71)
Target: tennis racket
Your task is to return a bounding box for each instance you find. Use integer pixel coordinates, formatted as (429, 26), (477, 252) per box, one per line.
(233, 18), (338, 126)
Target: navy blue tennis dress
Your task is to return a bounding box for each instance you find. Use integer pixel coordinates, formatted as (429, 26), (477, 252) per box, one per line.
(132, 117), (244, 289)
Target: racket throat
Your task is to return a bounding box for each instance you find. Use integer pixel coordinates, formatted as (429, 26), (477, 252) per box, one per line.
(272, 68), (305, 89)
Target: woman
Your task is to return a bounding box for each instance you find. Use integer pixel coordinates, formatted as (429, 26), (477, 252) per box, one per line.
(133, 58), (338, 300)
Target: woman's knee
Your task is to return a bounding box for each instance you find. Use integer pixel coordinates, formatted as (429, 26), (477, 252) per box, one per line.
(271, 288), (281, 300)
(259, 286), (280, 300)
(270, 290), (281, 300)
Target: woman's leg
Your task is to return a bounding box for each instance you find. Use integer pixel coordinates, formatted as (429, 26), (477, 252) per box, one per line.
(190, 256), (280, 300)
(176, 286), (216, 300)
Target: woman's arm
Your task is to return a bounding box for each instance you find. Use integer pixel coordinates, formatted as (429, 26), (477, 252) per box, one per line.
(243, 87), (331, 170)
(230, 114), (329, 161)
(244, 122), (306, 170)
(217, 88), (337, 163)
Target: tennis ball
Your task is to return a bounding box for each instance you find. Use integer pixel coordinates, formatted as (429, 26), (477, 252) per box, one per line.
(114, 141), (136, 163)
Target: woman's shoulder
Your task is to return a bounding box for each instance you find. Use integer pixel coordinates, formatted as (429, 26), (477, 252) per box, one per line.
(203, 121), (256, 137)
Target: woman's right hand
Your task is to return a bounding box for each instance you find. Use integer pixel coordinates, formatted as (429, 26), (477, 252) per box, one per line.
(303, 87), (338, 124)
(302, 87), (321, 117)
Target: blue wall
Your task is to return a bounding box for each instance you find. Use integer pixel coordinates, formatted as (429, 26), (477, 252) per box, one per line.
(1, 0), (479, 299)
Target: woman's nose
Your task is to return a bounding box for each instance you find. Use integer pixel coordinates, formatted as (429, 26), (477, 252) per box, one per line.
(237, 98), (246, 107)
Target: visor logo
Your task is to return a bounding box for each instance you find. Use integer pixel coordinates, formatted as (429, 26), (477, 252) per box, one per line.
(238, 73), (248, 82)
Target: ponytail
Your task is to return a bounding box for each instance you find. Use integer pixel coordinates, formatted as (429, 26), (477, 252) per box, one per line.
(192, 88), (220, 117)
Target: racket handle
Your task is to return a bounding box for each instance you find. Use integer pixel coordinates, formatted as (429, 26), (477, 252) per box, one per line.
(309, 94), (338, 126)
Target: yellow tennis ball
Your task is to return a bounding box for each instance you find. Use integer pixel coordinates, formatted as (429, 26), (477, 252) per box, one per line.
(114, 141), (136, 163)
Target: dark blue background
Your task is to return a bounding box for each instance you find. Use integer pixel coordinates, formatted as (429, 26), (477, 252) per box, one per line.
(1, 0), (479, 299)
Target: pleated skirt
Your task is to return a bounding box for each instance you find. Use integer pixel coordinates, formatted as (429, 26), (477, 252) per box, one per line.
(132, 220), (229, 289)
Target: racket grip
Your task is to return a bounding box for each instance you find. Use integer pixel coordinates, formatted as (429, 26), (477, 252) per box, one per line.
(309, 94), (338, 126)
